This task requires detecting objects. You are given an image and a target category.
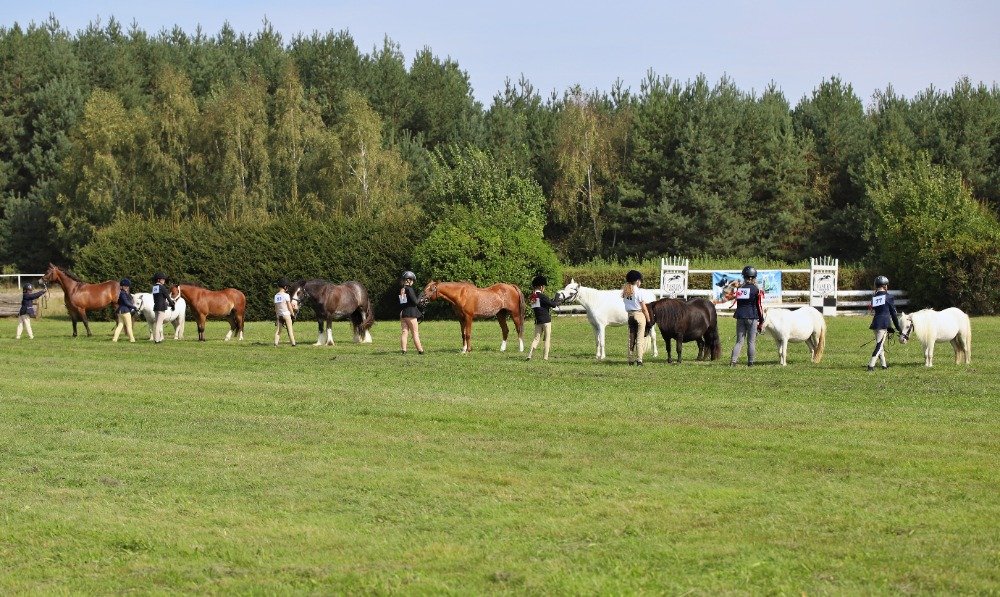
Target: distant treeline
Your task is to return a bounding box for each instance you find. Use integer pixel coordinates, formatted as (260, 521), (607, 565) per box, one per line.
(2, 17), (999, 276)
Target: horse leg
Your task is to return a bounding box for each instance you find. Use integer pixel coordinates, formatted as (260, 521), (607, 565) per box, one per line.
(236, 311), (245, 341)
(462, 315), (473, 353)
(198, 314), (207, 342)
(514, 309), (525, 352)
(351, 311), (362, 343)
(925, 343), (933, 367)
(80, 309), (92, 337)
(676, 338), (683, 364)
(315, 319), (324, 346)
(951, 338), (961, 365)
(326, 321), (335, 346)
(497, 312), (509, 352)
(595, 324), (605, 360)
(224, 314), (234, 341)
(70, 312), (78, 337)
(650, 327), (658, 358)
(780, 338), (789, 366)
(696, 338), (705, 361)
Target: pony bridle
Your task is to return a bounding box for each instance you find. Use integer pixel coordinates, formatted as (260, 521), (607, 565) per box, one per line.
(418, 284), (437, 307)
(899, 319), (914, 342)
(290, 288), (304, 314)
(556, 285), (580, 303)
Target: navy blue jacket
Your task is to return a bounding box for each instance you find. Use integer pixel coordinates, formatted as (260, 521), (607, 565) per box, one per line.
(869, 290), (901, 331)
(18, 290), (46, 316)
(733, 283), (764, 322)
(117, 289), (136, 314)
(530, 290), (557, 324)
(399, 285), (421, 319)
(152, 283), (171, 312)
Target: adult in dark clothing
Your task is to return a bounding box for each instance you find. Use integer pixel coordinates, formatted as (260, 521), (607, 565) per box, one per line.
(151, 273), (173, 343)
(16, 283), (47, 340)
(398, 271), (424, 354)
(868, 275), (901, 371)
(112, 278), (137, 343)
(730, 265), (766, 366)
(527, 275), (559, 361)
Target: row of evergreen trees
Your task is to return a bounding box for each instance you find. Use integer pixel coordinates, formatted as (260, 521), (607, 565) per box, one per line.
(2, 17), (999, 274)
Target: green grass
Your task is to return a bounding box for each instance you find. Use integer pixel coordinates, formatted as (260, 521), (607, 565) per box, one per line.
(1, 315), (998, 594)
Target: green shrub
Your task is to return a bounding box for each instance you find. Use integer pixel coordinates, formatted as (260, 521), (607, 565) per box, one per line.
(74, 214), (420, 321)
(865, 151), (1000, 314)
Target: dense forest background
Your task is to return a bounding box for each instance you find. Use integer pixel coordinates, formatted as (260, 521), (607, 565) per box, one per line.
(1, 18), (999, 299)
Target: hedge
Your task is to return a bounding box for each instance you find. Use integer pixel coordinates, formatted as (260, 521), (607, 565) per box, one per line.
(74, 214), (420, 321)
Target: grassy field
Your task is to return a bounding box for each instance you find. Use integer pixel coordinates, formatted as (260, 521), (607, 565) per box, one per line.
(1, 314), (998, 594)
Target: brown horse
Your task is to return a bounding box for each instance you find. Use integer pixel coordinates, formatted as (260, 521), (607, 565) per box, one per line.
(418, 281), (525, 353)
(288, 279), (375, 346)
(170, 283), (246, 342)
(648, 297), (722, 363)
(41, 264), (119, 337)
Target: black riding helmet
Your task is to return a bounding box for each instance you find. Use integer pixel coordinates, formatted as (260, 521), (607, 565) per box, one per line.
(120, 278), (131, 287)
(23, 283), (33, 292)
(741, 265), (758, 279)
(401, 270), (416, 281)
(276, 278), (289, 289)
(532, 275), (547, 288)
(874, 275), (889, 288)
(152, 272), (166, 282)
(626, 270), (643, 284)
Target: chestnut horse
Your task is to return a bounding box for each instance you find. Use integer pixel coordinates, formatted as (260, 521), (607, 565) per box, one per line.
(288, 279), (375, 346)
(418, 281), (525, 353)
(41, 264), (119, 337)
(170, 283), (246, 342)
(648, 297), (722, 363)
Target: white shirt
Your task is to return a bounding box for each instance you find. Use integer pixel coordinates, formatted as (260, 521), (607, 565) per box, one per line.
(274, 291), (292, 316)
(622, 285), (646, 312)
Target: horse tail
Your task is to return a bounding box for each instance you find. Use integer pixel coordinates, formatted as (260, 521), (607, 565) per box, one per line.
(814, 315), (826, 363)
(708, 322), (722, 361)
(360, 285), (375, 333)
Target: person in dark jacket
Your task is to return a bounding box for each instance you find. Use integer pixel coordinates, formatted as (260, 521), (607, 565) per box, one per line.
(867, 275), (901, 371)
(151, 273), (172, 344)
(398, 271), (424, 354)
(112, 278), (137, 343)
(526, 275), (559, 361)
(16, 283), (47, 340)
(730, 265), (766, 366)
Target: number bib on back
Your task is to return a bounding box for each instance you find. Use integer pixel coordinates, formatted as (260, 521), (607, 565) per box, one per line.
(399, 294), (408, 304)
(531, 292), (541, 309)
(871, 294), (886, 307)
(274, 293), (285, 304)
(735, 287), (751, 300)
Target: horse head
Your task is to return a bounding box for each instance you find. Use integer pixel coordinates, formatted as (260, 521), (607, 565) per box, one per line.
(132, 294), (145, 312)
(41, 263), (60, 285)
(554, 279), (581, 304)
(417, 280), (439, 308)
(898, 312), (913, 343)
(289, 284), (307, 317)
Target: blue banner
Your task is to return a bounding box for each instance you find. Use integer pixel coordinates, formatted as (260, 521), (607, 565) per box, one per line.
(711, 271), (782, 305)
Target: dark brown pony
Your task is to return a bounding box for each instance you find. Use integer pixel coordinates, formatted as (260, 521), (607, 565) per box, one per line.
(418, 281), (525, 353)
(41, 264), (119, 337)
(170, 283), (246, 342)
(287, 279), (374, 346)
(648, 297), (722, 363)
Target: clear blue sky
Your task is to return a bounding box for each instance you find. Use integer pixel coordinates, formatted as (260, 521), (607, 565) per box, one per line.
(3, 0), (998, 106)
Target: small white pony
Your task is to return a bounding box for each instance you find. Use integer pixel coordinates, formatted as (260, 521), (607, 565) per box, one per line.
(899, 308), (972, 367)
(132, 292), (187, 341)
(555, 279), (658, 360)
(761, 306), (826, 366)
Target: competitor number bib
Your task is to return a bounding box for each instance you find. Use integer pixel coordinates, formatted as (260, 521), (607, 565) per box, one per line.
(871, 294), (886, 307)
(735, 287), (751, 300)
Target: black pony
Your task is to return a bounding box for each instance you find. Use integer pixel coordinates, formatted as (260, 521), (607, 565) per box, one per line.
(648, 297), (722, 363)
(287, 279), (374, 346)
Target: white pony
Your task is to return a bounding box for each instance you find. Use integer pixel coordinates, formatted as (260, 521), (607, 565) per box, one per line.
(555, 279), (658, 360)
(761, 306), (826, 366)
(132, 292), (187, 341)
(898, 308), (972, 367)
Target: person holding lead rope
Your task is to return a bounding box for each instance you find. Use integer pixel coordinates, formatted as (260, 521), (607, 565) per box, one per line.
(867, 275), (901, 371)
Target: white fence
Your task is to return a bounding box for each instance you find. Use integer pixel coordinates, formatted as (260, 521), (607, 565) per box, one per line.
(555, 258), (907, 317)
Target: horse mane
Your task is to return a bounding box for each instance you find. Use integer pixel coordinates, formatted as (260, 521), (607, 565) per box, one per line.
(51, 265), (83, 282)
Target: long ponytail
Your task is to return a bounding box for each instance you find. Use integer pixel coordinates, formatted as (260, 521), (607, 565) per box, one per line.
(621, 283), (635, 300)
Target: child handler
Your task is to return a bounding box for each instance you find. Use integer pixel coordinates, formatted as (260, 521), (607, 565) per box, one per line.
(112, 278), (137, 343)
(16, 283), (47, 339)
(730, 265), (765, 367)
(622, 270), (651, 366)
(867, 275), (901, 371)
(526, 275), (559, 361)
(274, 278), (297, 346)
(399, 271), (424, 354)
